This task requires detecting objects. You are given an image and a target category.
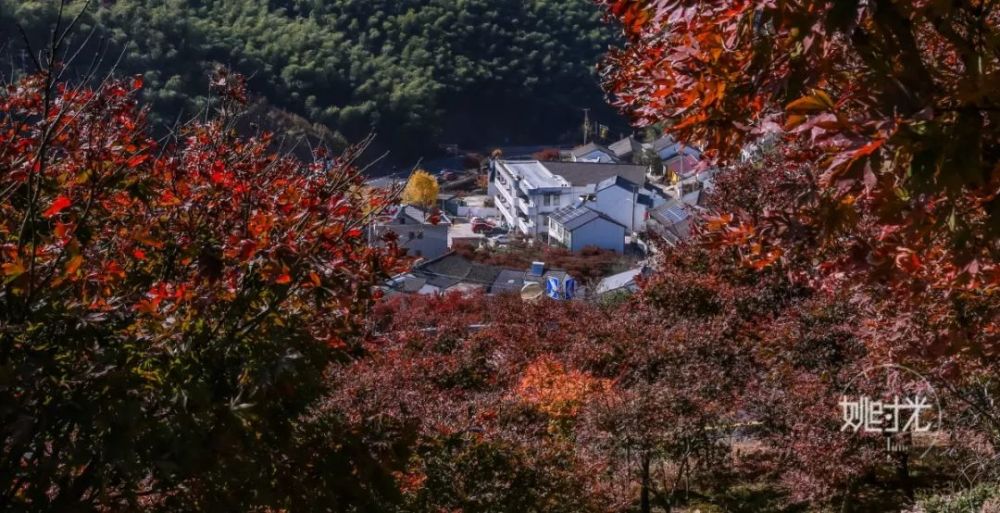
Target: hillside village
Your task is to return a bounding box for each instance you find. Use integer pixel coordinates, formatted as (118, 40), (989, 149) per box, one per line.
(368, 133), (714, 300)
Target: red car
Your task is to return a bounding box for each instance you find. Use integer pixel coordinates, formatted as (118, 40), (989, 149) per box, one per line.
(470, 217), (495, 234)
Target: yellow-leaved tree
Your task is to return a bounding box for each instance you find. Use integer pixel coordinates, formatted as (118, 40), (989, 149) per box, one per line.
(401, 169), (439, 209)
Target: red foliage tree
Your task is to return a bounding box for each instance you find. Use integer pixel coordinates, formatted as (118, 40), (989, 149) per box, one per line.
(334, 258), (886, 512)
(0, 64), (405, 509)
(454, 240), (634, 283)
(599, 1), (1000, 501)
(532, 148), (564, 161)
(598, 0), (998, 356)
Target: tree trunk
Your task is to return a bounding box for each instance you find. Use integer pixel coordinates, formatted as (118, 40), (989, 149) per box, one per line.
(640, 452), (651, 513)
(896, 450), (913, 502)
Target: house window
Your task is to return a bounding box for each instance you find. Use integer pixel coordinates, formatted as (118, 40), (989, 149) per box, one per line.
(417, 231), (424, 239)
(408, 232), (415, 240)
(543, 194), (558, 207)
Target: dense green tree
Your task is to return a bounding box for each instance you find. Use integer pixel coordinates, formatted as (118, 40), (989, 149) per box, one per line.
(0, 0), (620, 161)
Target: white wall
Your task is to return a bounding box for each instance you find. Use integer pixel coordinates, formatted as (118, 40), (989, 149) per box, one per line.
(456, 205), (498, 218)
(377, 224), (449, 260)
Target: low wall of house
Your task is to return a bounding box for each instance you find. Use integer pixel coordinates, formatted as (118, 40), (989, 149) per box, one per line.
(456, 205), (498, 218)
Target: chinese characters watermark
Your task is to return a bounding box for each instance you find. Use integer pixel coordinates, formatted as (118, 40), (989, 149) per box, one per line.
(839, 395), (934, 434)
(839, 365), (942, 457)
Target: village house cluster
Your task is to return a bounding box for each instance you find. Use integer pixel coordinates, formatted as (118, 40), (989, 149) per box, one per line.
(369, 134), (716, 300)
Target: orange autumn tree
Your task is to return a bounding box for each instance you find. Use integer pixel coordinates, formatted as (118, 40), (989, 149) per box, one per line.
(401, 169), (439, 209)
(517, 355), (612, 421)
(0, 64), (406, 510)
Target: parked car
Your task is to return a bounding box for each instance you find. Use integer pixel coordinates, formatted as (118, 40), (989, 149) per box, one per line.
(489, 234), (511, 247)
(470, 216), (495, 233)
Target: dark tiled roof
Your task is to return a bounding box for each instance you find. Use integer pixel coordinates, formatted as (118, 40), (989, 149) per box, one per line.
(491, 269), (529, 295)
(542, 161), (647, 187)
(414, 253), (500, 289)
(390, 252), (575, 295)
(387, 275), (427, 293)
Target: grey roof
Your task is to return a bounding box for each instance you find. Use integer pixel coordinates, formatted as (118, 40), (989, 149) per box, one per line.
(387, 252), (577, 296)
(542, 161), (647, 188)
(652, 135), (701, 161)
(385, 204), (452, 226)
(550, 205), (600, 230)
(366, 175), (406, 189)
(570, 142), (614, 159)
(597, 175), (641, 192)
(490, 268), (569, 295)
(397, 276), (429, 293)
(649, 201), (693, 240)
(650, 135), (678, 152)
(608, 136), (642, 158)
(596, 176), (659, 208)
(414, 252), (501, 289)
(549, 205), (625, 231)
(499, 160), (570, 189)
(654, 204), (690, 224)
(682, 188), (704, 206)
(595, 267), (645, 295)
(380, 253), (498, 293)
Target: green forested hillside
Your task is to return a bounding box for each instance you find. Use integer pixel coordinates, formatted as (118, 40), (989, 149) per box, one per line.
(1, 0), (619, 161)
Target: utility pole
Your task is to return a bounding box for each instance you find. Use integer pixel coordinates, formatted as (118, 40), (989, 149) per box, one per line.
(582, 108), (591, 144)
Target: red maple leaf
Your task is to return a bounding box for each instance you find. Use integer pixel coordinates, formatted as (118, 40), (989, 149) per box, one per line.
(43, 195), (72, 218)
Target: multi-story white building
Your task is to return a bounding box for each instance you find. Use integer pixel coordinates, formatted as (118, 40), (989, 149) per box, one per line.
(488, 159), (661, 240)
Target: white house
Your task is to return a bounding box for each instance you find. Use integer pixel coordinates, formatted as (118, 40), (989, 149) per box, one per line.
(589, 175), (665, 234)
(489, 159), (656, 241)
(547, 204), (626, 253)
(372, 205), (451, 260)
(567, 142), (618, 163)
(490, 160), (572, 238)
